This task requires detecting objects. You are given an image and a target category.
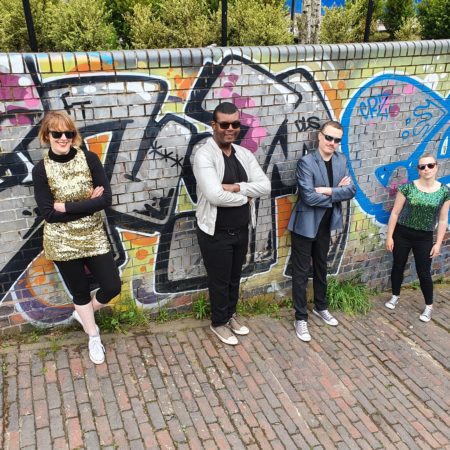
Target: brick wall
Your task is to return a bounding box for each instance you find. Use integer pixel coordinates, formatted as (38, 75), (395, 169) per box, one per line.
(0, 40), (449, 332)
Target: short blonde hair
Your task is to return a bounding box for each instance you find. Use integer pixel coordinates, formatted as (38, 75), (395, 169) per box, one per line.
(38, 111), (82, 147)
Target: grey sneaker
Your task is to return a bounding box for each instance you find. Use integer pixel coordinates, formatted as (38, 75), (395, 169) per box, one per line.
(88, 336), (105, 365)
(419, 305), (432, 322)
(228, 314), (249, 335)
(72, 310), (99, 334)
(294, 320), (311, 342)
(210, 325), (238, 345)
(313, 309), (338, 326)
(385, 295), (399, 310)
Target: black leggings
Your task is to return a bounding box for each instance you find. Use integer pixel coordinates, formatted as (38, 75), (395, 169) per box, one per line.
(391, 224), (434, 305)
(54, 252), (121, 306)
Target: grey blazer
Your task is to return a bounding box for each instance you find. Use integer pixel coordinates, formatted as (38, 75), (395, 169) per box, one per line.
(288, 149), (356, 238)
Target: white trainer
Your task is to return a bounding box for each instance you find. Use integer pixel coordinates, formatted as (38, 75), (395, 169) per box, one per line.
(385, 295), (399, 310)
(313, 309), (338, 326)
(88, 336), (105, 364)
(419, 305), (433, 322)
(294, 320), (311, 342)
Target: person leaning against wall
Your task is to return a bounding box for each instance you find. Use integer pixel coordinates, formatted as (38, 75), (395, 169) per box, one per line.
(193, 102), (271, 346)
(32, 111), (121, 365)
(385, 154), (450, 322)
(288, 120), (356, 343)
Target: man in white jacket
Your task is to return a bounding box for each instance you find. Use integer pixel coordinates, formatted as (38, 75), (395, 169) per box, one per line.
(194, 102), (271, 345)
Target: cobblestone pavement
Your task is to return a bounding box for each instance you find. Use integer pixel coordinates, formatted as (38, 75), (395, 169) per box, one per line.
(1, 288), (449, 449)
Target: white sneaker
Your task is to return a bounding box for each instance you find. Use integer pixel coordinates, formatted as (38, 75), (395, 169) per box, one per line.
(88, 336), (105, 364)
(313, 309), (338, 326)
(228, 314), (250, 335)
(294, 320), (311, 342)
(72, 310), (99, 334)
(385, 295), (399, 310)
(210, 325), (238, 345)
(419, 305), (433, 322)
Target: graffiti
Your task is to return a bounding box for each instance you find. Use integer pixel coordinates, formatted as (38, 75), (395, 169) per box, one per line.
(341, 74), (450, 225)
(0, 48), (448, 329)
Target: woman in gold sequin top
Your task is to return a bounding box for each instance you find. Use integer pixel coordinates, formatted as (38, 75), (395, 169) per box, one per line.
(32, 111), (121, 365)
(385, 154), (450, 322)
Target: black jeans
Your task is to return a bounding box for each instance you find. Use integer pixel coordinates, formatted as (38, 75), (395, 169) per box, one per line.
(54, 252), (121, 306)
(391, 224), (433, 305)
(291, 224), (331, 321)
(197, 227), (249, 327)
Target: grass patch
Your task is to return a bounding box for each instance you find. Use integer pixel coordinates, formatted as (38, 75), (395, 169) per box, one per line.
(97, 295), (149, 333)
(192, 294), (210, 320)
(237, 294), (292, 318)
(327, 276), (373, 315)
(191, 293), (292, 321)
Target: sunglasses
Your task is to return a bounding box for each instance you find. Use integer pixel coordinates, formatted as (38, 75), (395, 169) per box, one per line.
(50, 130), (75, 139)
(417, 163), (437, 170)
(217, 121), (241, 130)
(321, 132), (341, 144)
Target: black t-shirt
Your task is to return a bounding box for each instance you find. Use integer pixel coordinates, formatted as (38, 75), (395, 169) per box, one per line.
(216, 147), (250, 230)
(319, 158), (334, 230)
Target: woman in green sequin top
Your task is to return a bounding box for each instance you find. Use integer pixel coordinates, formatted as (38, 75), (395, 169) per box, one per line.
(384, 154), (450, 322)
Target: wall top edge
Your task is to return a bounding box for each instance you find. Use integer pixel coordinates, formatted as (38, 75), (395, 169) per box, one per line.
(1, 40), (448, 69)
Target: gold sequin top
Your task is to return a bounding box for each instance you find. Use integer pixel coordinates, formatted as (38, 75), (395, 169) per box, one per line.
(39, 148), (110, 261)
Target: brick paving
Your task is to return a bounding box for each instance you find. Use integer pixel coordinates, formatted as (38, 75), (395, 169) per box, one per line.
(1, 288), (449, 449)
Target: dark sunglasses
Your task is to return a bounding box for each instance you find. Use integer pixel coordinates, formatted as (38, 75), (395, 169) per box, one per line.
(217, 121), (241, 130)
(50, 130), (75, 139)
(321, 132), (341, 144)
(417, 163), (437, 170)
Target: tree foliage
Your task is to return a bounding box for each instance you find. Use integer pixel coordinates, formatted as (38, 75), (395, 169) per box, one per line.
(0, 0), (56, 52)
(126, 0), (215, 49)
(394, 16), (422, 41)
(217, 0), (293, 46)
(0, 0), (118, 52)
(382, 0), (416, 38)
(417, 0), (450, 40)
(319, 0), (382, 44)
(46, 0), (118, 51)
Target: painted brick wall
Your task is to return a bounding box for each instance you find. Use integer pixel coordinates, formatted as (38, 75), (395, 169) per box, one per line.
(0, 40), (449, 332)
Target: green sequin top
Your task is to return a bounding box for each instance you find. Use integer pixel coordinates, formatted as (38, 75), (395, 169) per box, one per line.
(398, 182), (450, 231)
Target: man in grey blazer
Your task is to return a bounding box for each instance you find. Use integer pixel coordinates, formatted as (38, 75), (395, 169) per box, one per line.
(288, 120), (356, 342)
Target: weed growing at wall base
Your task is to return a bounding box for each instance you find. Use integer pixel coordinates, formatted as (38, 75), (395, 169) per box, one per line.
(97, 295), (149, 333)
(327, 276), (373, 315)
(192, 294), (210, 320)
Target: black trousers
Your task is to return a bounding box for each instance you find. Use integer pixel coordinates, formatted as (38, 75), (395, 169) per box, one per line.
(54, 252), (121, 306)
(391, 224), (433, 305)
(291, 224), (331, 321)
(197, 227), (249, 327)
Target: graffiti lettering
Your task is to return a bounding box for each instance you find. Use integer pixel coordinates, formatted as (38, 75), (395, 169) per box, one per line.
(294, 116), (321, 132)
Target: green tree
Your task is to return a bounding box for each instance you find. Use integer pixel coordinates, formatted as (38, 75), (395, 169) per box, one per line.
(417, 0), (450, 39)
(46, 0), (119, 51)
(217, 0), (293, 46)
(127, 0), (215, 49)
(382, 0), (416, 38)
(104, 0), (136, 46)
(319, 0), (382, 44)
(394, 16), (422, 41)
(0, 0), (56, 52)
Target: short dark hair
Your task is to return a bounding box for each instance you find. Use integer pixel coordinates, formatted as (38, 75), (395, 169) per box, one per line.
(320, 120), (343, 133)
(212, 102), (239, 122)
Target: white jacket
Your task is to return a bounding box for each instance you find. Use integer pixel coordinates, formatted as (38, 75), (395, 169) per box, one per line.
(193, 137), (271, 235)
